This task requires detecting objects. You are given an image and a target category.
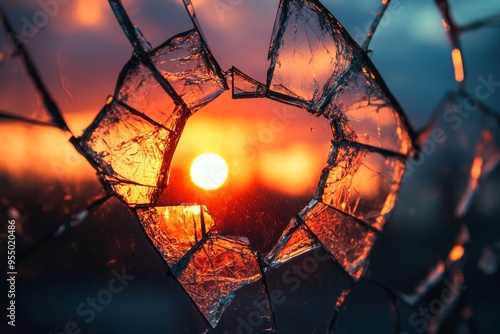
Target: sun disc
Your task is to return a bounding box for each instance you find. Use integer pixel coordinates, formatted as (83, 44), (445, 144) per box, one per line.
(190, 153), (228, 190)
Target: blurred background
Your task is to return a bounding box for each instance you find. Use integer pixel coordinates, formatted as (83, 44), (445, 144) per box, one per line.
(1, 0), (500, 333)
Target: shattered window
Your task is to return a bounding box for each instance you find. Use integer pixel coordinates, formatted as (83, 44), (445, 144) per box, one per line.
(1, 0), (500, 333)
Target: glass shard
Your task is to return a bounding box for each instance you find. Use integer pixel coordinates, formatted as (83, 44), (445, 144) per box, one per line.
(231, 67), (266, 99)
(174, 234), (261, 328)
(264, 216), (320, 269)
(324, 65), (413, 155)
(267, 0), (354, 109)
(299, 200), (377, 279)
(75, 98), (186, 205)
(116, 57), (178, 126)
(455, 129), (500, 218)
(316, 141), (406, 231)
(151, 29), (227, 112)
(135, 205), (215, 267)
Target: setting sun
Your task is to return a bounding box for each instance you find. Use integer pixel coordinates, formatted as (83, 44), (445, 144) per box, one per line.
(190, 153), (229, 190)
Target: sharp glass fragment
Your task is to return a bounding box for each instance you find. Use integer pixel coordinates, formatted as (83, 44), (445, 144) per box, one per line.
(316, 141), (405, 230)
(135, 204), (215, 267)
(231, 67), (267, 99)
(300, 200), (377, 279)
(174, 234), (262, 328)
(264, 216), (320, 269)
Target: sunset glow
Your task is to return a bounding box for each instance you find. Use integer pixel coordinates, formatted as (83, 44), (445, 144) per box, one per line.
(76, 0), (105, 27)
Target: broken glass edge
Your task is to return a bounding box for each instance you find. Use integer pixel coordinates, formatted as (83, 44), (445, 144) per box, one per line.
(172, 233), (264, 328)
(112, 28), (228, 113)
(301, 199), (381, 236)
(0, 7), (69, 131)
(297, 200), (379, 279)
(179, 0), (229, 91)
(251, 255), (278, 330)
(70, 98), (180, 206)
(263, 216), (322, 270)
(361, 0), (392, 51)
(325, 52), (420, 155)
(266, 0), (360, 114)
(402, 223), (469, 306)
(231, 67), (267, 99)
(108, 0), (195, 108)
(328, 139), (408, 161)
(133, 204), (215, 267)
(1, 194), (112, 275)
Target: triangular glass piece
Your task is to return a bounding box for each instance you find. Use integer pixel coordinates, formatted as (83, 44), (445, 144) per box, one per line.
(231, 67), (266, 98)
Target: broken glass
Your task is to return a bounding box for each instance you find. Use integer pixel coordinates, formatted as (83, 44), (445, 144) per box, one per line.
(1, 0), (499, 332)
(0, 10), (68, 130)
(173, 234), (262, 328)
(73, 2), (227, 206)
(264, 217), (320, 269)
(266, 0), (354, 109)
(75, 97), (179, 205)
(135, 204), (215, 267)
(73, 0), (417, 325)
(231, 67), (266, 99)
(300, 200), (377, 279)
(316, 141), (406, 230)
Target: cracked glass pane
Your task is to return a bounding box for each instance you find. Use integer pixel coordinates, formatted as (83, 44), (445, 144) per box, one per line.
(317, 141), (406, 230)
(116, 57), (178, 126)
(264, 216), (320, 269)
(150, 29), (227, 112)
(325, 65), (413, 155)
(300, 200), (377, 279)
(173, 234), (262, 327)
(267, 0), (353, 108)
(135, 204), (215, 267)
(75, 98), (179, 205)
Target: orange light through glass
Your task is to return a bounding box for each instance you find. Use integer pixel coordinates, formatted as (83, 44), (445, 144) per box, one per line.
(448, 245), (465, 262)
(190, 153), (228, 190)
(451, 48), (464, 82)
